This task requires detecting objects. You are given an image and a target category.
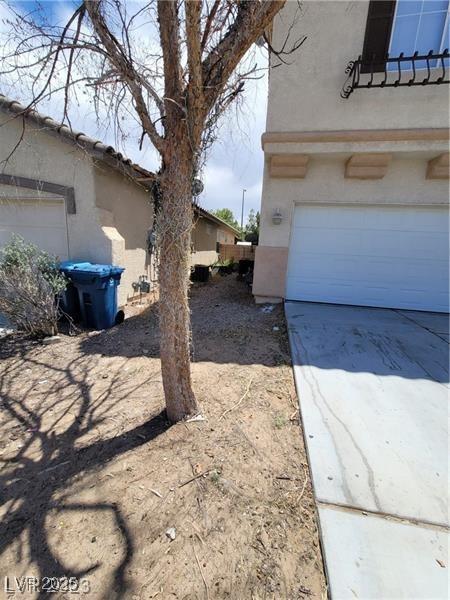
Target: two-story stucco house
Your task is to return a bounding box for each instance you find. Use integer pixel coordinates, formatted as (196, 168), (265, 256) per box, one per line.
(253, 0), (449, 313)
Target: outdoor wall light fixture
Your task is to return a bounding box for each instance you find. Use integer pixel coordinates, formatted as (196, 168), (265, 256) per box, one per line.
(272, 210), (283, 225)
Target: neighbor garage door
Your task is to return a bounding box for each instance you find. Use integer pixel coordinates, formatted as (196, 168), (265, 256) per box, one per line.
(0, 198), (69, 260)
(286, 205), (449, 313)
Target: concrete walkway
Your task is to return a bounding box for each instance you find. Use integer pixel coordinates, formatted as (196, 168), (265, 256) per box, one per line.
(286, 302), (449, 599)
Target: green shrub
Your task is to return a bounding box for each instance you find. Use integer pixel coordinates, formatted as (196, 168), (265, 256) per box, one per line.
(274, 414), (287, 429)
(0, 235), (67, 337)
(212, 258), (234, 268)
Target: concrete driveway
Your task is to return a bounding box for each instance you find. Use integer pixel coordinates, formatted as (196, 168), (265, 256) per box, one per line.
(286, 302), (449, 599)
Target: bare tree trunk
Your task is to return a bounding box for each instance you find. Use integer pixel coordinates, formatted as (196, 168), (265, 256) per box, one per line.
(158, 155), (199, 423)
(9, 0), (292, 423)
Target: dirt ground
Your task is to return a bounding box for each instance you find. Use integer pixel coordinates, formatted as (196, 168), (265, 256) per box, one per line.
(0, 275), (326, 600)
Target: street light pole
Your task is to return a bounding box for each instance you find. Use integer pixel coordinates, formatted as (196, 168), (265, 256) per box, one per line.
(241, 188), (247, 239)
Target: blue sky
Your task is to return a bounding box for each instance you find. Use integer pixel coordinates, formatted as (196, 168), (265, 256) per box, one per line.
(0, 0), (268, 224)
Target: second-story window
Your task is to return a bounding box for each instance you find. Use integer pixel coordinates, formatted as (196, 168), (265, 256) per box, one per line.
(389, 0), (449, 67)
(361, 0), (449, 71)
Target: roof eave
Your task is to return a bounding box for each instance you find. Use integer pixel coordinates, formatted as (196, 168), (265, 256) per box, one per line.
(194, 205), (240, 236)
(0, 93), (156, 186)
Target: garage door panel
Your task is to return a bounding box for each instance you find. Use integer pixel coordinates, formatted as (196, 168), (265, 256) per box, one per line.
(293, 206), (366, 229)
(362, 258), (400, 282)
(293, 254), (361, 279)
(1, 202), (66, 228)
(296, 229), (362, 255)
(297, 228), (447, 261)
(296, 205), (448, 233)
(394, 289), (448, 313)
(366, 208), (445, 231)
(407, 260), (449, 286)
(0, 228), (68, 260)
(360, 232), (433, 259)
(286, 278), (355, 304)
(293, 255), (445, 284)
(395, 232), (448, 259)
(0, 200), (69, 260)
(287, 278), (449, 312)
(287, 205), (449, 312)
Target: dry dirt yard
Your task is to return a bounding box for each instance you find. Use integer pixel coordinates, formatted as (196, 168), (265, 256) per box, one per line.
(0, 275), (326, 600)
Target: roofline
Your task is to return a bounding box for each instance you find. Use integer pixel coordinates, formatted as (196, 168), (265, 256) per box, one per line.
(0, 94), (156, 186)
(194, 205), (241, 236)
(0, 96), (243, 224)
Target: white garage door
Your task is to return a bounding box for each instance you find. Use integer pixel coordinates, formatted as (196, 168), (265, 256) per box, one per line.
(286, 205), (449, 313)
(0, 198), (69, 260)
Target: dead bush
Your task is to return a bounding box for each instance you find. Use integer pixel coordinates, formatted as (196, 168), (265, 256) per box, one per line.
(0, 235), (67, 337)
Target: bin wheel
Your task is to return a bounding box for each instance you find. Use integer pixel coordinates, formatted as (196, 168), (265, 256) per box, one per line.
(115, 310), (125, 325)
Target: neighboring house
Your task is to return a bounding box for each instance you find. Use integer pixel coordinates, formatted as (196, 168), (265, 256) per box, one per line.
(0, 95), (237, 306)
(191, 205), (239, 266)
(0, 95), (154, 307)
(253, 0), (449, 313)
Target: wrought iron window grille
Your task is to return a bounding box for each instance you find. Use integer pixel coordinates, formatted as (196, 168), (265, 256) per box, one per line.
(341, 49), (449, 99)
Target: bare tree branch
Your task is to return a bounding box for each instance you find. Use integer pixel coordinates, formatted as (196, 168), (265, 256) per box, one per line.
(63, 4), (86, 127)
(157, 0), (184, 132)
(201, 0), (220, 51)
(84, 0), (166, 155)
(185, 0), (204, 147)
(202, 0), (286, 111)
(26, 5), (85, 112)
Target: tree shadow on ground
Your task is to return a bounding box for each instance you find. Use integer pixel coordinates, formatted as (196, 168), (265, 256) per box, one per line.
(78, 277), (290, 368)
(78, 272), (449, 382)
(0, 277), (291, 599)
(0, 347), (169, 599)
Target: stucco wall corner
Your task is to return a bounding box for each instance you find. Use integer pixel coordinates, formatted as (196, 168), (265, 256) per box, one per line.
(252, 246), (288, 300)
(100, 225), (127, 305)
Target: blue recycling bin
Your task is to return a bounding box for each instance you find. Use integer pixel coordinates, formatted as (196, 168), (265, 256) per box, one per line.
(59, 261), (125, 330)
(59, 261), (92, 322)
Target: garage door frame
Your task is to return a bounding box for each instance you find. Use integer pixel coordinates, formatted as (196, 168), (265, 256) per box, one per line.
(0, 173), (76, 214)
(286, 201), (449, 313)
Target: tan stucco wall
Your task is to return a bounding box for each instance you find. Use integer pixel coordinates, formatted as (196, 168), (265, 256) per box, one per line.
(217, 226), (235, 245)
(0, 184), (59, 200)
(192, 216), (218, 251)
(252, 246), (288, 300)
(254, 0), (450, 302)
(93, 163), (153, 305)
(190, 217), (218, 266)
(0, 111), (115, 283)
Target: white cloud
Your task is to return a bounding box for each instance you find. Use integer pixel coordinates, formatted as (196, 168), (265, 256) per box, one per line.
(201, 156), (263, 226)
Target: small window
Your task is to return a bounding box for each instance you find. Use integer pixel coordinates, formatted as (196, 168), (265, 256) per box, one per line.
(389, 0), (449, 68)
